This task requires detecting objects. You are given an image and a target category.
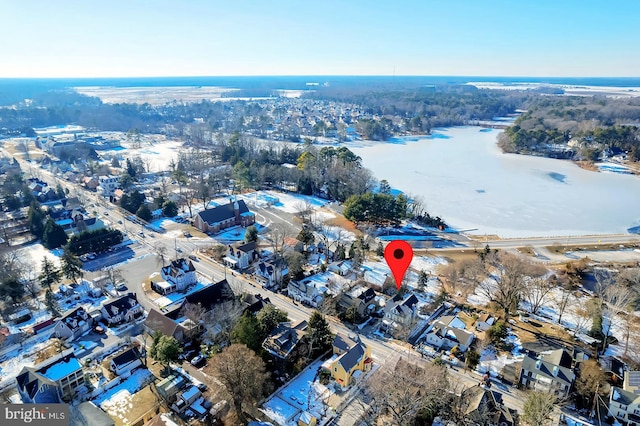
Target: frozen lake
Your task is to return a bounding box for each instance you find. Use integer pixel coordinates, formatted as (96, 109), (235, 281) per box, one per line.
(349, 126), (640, 238)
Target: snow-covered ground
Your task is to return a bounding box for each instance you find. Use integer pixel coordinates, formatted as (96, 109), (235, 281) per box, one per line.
(17, 243), (61, 271)
(95, 368), (154, 424)
(262, 359), (333, 426)
(0, 330), (56, 391)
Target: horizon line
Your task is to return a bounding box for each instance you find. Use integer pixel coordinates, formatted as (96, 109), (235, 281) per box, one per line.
(1, 74), (640, 80)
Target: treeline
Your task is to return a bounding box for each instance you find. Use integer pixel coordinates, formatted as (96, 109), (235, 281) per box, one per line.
(306, 85), (525, 130)
(499, 95), (640, 160)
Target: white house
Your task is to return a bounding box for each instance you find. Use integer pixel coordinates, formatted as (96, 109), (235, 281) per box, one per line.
(110, 347), (142, 376)
(425, 315), (475, 352)
(255, 259), (288, 289)
(384, 294), (419, 327)
(161, 258), (197, 291)
(475, 313), (496, 332)
(100, 293), (144, 326)
(609, 371), (640, 426)
(224, 241), (258, 270)
(54, 307), (93, 340)
(288, 279), (323, 307)
(98, 175), (119, 196)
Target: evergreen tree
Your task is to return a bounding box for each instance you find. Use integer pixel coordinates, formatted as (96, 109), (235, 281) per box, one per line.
(231, 312), (262, 352)
(136, 204), (152, 222)
(27, 201), (45, 238)
(126, 158), (137, 178)
(42, 218), (68, 249)
(61, 249), (83, 284)
(244, 225), (259, 243)
(257, 305), (288, 337)
(39, 258), (61, 291)
(45, 289), (61, 317)
(162, 200), (178, 217)
(307, 311), (333, 359)
(149, 333), (182, 375)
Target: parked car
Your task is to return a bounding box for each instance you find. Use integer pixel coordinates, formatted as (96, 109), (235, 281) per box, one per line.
(188, 254), (198, 261)
(94, 326), (106, 334)
(115, 283), (128, 292)
(190, 355), (206, 367)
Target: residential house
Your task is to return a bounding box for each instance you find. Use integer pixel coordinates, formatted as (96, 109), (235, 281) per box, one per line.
(110, 347), (142, 375)
(283, 236), (304, 253)
(16, 350), (85, 403)
(100, 293), (144, 326)
(98, 175), (120, 196)
(609, 371), (640, 426)
(172, 385), (202, 414)
(518, 349), (576, 397)
(460, 385), (517, 426)
(425, 315), (475, 352)
(328, 260), (352, 276)
(180, 279), (235, 312)
(338, 286), (376, 317)
(82, 176), (99, 191)
(161, 258), (197, 292)
(323, 334), (372, 388)
(193, 198), (255, 234)
(255, 259), (288, 289)
(288, 279), (324, 308)
(475, 313), (496, 332)
(54, 306), (93, 340)
(224, 241), (258, 270)
(384, 294), (419, 327)
(241, 293), (271, 314)
(144, 308), (200, 343)
(262, 320), (308, 361)
(156, 374), (188, 402)
(70, 401), (115, 426)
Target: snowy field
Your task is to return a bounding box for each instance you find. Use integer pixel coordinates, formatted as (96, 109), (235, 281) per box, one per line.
(17, 243), (61, 271)
(262, 359), (332, 426)
(0, 330), (55, 391)
(95, 368), (155, 424)
(350, 126), (640, 237)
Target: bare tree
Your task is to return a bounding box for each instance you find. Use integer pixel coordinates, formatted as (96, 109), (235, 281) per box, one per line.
(206, 344), (269, 424)
(102, 266), (123, 286)
(554, 285), (573, 325)
(23, 278), (41, 301)
(478, 253), (546, 320)
(179, 302), (207, 325)
(153, 242), (169, 267)
(294, 200), (314, 225)
(524, 276), (554, 315)
(265, 223), (288, 261)
(601, 282), (634, 353)
(203, 301), (243, 345)
(363, 357), (449, 425)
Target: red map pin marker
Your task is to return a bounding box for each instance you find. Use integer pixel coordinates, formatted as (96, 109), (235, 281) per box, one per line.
(384, 240), (413, 290)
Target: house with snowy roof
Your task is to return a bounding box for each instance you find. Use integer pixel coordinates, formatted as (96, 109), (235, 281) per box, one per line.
(262, 320), (308, 361)
(287, 279), (324, 308)
(384, 294), (419, 327)
(255, 258), (288, 289)
(16, 349), (84, 403)
(518, 349), (575, 397)
(100, 293), (144, 326)
(424, 315), (475, 352)
(323, 334), (372, 388)
(161, 258), (197, 291)
(609, 371), (640, 426)
(54, 306), (94, 340)
(193, 198), (255, 234)
(109, 347), (142, 375)
(224, 240), (258, 270)
(338, 286), (376, 317)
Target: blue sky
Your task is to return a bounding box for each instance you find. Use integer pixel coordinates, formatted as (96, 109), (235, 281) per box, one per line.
(1, 0), (638, 77)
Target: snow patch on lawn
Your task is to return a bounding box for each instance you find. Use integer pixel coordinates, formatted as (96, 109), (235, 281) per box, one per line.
(95, 368), (154, 424)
